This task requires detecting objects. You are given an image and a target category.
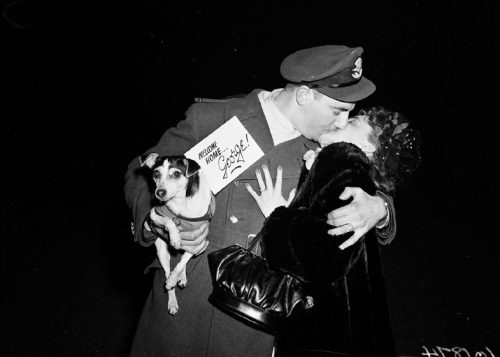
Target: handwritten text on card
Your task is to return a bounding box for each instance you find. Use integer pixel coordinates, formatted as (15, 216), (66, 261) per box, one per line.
(185, 116), (264, 194)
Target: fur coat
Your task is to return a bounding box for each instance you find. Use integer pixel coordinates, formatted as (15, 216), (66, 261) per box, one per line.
(260, 142), (395, 357)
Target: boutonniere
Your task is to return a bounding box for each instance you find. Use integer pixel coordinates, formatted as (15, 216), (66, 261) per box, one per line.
(303, 148), (322, 170)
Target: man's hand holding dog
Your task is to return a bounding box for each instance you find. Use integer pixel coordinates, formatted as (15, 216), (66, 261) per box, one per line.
(145, 210), (209, 256)
(327, 187), (387, 250)
(179, 222), (209, 255)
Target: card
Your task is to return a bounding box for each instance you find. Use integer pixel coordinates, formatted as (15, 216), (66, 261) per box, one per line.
(185, 116), (264, 194)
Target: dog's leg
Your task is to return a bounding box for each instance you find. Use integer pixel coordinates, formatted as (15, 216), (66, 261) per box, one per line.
(165, 219), (181, 250)
(166, 252), (193, 290)
(175, 252), (191, 288)
(177, 264), (187, 288)
(166, 289), (179, 315)
(154, 238), (179, 315)
(163, 222), (185, 289)
(150, 209), (182, 250)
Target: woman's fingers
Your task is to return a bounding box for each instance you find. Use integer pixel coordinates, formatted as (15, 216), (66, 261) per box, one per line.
(287, 188), (296, 206)
(245, 183), (260, 201)
(256, 164), (283, 194)
(275, 165), (283, 193)
(255, 168), (265, 192)
(262, 164), (273, 190)
(247, 165), (292, 218)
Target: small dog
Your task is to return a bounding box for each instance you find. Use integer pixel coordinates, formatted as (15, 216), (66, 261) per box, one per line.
(142, 153), (214, 315)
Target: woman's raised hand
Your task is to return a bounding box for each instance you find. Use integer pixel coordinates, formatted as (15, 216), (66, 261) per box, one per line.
(245, 164), (296, 218)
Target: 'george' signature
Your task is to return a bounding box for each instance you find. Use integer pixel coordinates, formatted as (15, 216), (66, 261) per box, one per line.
(217, 138), (249, 179)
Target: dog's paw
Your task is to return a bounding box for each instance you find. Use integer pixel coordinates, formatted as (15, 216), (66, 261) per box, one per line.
(166, 270), (180, 290)
(167, 290), (179, 315)
(167, 299), (179, 315)
(177, 269), (187, 288)
(170, 238), (181, 250)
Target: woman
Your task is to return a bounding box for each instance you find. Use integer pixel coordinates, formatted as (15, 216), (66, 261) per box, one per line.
(246, 107), (420, 357)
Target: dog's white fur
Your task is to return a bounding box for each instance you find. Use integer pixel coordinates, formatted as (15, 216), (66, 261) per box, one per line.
(143, 153), (212, 315)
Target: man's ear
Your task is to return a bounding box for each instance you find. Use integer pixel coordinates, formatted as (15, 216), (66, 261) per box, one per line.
(296, 85), (315, 106)
(183, 158), (200, 178)
(140, 153), (159, 168)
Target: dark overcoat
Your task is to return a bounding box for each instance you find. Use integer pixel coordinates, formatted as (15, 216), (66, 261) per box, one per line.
(124, 90), (395, 357)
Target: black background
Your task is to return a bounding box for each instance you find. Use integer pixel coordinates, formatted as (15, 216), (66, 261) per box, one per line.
(1, 1), (499, 356)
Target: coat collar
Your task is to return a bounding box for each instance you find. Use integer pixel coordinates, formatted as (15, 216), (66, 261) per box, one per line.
(223, 89), (275, 155)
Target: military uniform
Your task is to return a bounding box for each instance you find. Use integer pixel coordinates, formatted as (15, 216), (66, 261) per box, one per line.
(124, 45), (396, 357)
(126, 90), (323, 356)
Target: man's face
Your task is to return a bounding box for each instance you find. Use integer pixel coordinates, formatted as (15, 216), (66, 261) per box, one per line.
(297, 90), (356, 141)
(318, 115), (376, 157)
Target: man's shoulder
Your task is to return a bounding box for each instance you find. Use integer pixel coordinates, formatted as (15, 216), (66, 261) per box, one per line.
(184, 89), (274, 154)
(187, 89), (265, 123)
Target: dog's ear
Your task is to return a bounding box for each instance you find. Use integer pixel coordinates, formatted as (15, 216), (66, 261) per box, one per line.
(140, 153), (159, 168)
(183, 158), (201, 178)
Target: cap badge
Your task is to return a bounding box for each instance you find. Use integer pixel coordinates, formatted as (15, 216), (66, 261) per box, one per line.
(352, 58), (362, 79)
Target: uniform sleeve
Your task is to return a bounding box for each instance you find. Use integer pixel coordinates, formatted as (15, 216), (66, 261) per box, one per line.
(123, 104), (221, 246)
(374, 191), (397, 245)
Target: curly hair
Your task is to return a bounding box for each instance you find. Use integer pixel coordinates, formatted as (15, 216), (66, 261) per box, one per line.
(357, 107), (421, 195)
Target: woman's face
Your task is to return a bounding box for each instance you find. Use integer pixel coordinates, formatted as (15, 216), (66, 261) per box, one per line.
(318, 115), (376, 157)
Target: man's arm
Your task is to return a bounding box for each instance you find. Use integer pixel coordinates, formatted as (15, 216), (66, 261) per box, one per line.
(124, 157), (158, 247)
(374, 190), (396, 245)
(326, 187), (396, 249)
(124, 104), (221, 250)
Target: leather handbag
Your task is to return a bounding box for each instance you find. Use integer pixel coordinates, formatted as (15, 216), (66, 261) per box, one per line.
(207, 233), (310, 334)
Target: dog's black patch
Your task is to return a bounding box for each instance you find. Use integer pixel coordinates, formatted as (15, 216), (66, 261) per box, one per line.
(154, 155), (200, 197)
(185, 174), (199, 197)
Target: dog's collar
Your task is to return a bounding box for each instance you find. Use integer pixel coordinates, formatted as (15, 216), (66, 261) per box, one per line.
(163, 196), (215, 226)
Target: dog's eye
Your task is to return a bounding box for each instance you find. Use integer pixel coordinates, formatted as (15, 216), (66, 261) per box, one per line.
(172, 171), (181, 178)
(153, 171), (161, 179)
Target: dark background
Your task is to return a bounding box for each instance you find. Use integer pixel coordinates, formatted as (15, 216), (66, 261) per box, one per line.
(1, 1), (499, 356)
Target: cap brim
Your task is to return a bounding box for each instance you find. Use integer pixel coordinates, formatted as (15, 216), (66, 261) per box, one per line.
(316, 77), (376, 103)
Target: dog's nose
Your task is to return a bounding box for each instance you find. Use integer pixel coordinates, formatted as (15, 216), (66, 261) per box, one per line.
(156, 189), (167, 199)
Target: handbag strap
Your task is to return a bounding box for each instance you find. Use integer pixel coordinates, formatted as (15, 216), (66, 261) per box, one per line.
(247, 231), (263, 253)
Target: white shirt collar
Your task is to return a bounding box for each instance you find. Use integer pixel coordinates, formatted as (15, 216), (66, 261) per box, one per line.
(258, 89), (301, 146)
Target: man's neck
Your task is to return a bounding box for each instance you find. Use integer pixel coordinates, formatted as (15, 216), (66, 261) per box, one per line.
(273, 87), (299, 129)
